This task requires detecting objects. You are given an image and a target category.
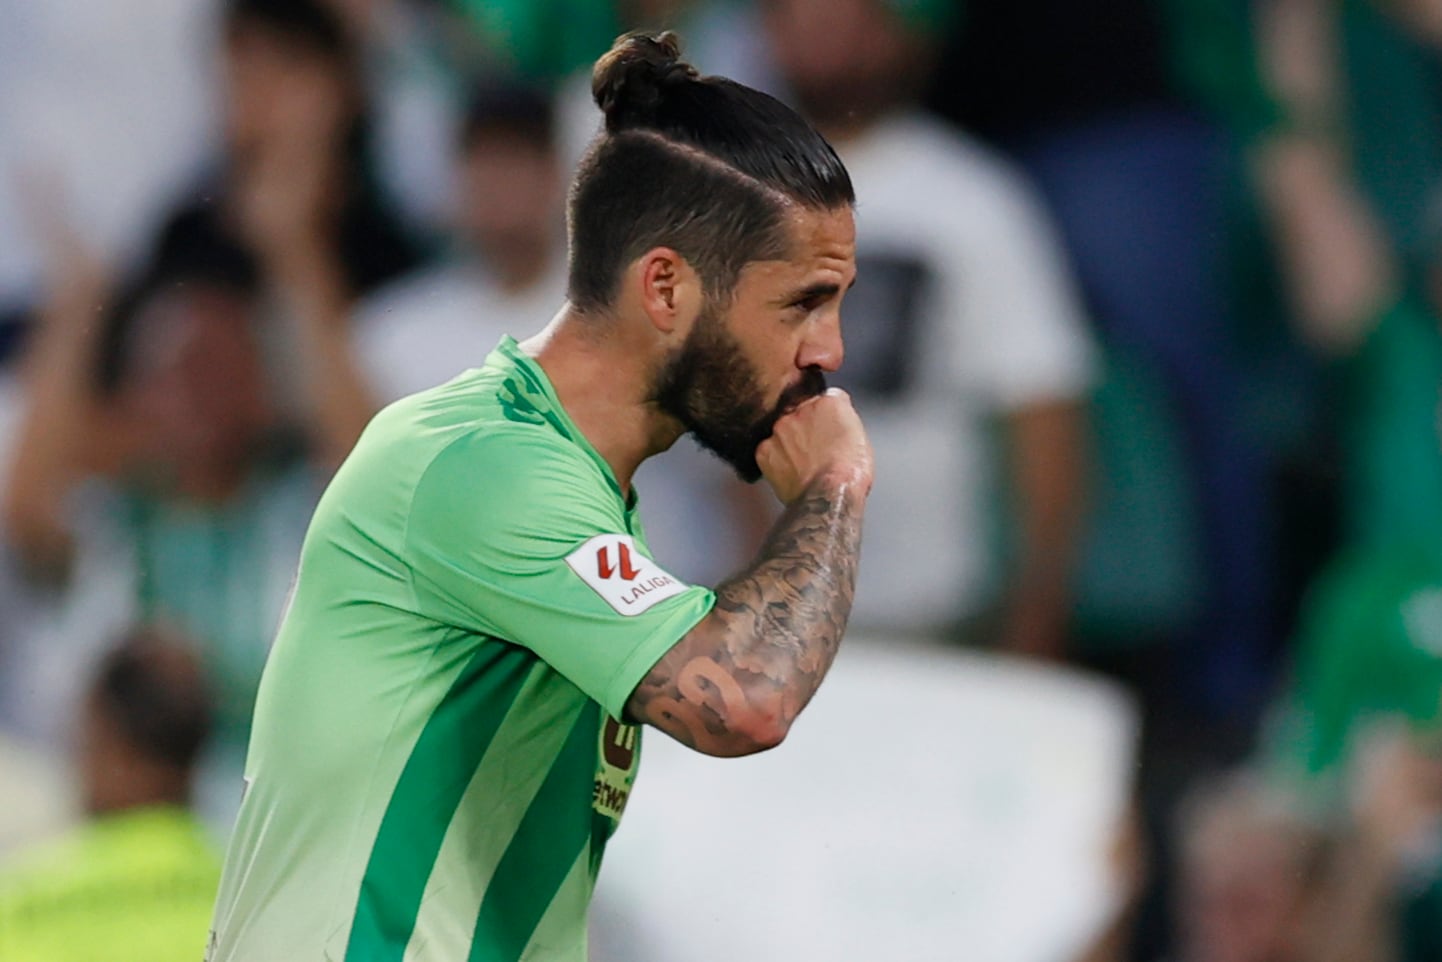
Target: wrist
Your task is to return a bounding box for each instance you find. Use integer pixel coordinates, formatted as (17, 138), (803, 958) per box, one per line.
(809, 464), (871, 498)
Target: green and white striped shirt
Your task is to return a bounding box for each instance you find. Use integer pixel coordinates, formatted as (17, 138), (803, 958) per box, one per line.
(207, 338), (714, 961)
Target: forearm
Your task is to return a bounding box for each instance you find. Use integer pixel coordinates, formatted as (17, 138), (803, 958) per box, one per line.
(626, 470), (865, 756)
(1303, 835), (1402, 962)
(267, 242), (382, 467)
(1251, 0), (1397, 349)
(3, 296), (114, 573)
(1002, 401), (1088, 656)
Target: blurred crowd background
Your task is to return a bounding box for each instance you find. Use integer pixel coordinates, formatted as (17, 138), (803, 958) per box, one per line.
(0, 0), (1440, 960)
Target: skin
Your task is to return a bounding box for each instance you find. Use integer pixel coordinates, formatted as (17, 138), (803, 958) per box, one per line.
(79, 695), (190, 817)
(458, 133), (563, 295)
(524, 204), (873, 757)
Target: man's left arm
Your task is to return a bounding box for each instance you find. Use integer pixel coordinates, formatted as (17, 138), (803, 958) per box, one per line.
(997, 398), (1089, 659)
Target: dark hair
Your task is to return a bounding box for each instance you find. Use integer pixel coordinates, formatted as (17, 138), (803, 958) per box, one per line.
(459, 81), (556, 154)
(567, 32), (854, 311)
(90, 627), (214, 772)
(98, 208), (263, 394)
(223, 0), (352, 64)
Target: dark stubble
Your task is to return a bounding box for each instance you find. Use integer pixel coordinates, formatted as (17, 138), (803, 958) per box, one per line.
(651, 300), (828, 483)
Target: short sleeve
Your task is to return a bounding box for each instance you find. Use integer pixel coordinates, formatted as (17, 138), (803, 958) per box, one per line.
(949, 163), (1097, 410)
(404, 427), (715, 719)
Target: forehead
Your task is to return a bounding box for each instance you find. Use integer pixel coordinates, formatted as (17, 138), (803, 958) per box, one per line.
(737, 205), (857, 294)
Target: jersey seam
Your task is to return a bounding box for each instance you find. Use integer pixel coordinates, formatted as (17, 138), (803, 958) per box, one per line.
(400, 423), (573, 618)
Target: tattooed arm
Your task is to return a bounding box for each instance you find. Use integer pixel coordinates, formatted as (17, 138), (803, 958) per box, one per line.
(626, 390), (872, 757)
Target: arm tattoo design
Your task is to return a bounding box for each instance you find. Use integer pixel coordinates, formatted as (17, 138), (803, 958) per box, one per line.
(628, 476), (865, 754)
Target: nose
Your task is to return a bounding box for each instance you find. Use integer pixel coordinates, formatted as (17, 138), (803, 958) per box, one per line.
(797, 312), (844, 373)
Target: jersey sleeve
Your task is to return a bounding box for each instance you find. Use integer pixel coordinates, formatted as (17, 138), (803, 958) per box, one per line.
(404, 426), (715, 719)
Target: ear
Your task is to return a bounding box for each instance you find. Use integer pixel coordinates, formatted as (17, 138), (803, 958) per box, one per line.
(635, 247), (703, 335)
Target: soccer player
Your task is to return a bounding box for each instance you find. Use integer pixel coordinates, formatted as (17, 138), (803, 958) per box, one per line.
(205, 30), (872, 962)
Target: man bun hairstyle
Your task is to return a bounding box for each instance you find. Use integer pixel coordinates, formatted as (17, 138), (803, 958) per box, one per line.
(591, 32), (700, 129)
(568, 31), (854, 312)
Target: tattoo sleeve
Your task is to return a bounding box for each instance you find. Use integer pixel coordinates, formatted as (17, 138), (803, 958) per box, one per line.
(625, 474), (865, 756)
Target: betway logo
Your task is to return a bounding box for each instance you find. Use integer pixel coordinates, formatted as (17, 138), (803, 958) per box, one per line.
(565, 534), (690, 616)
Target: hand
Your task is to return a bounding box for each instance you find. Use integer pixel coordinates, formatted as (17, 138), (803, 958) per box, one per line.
(756, 388), (873, 504)
(998, 596), (1068, 661)
(1349, 722), (1442, 865)
(232, 67), (351, 260)
(1257, 137), (1397, 353)
(13, 166), (111, 339)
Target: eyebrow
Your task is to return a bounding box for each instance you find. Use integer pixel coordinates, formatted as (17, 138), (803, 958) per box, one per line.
(781, 276), (858, 305)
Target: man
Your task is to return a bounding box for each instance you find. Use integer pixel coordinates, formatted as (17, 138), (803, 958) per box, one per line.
(0, 628), (221, 962)
(207, 31), (872, 962)
(351, 81), (569, 404)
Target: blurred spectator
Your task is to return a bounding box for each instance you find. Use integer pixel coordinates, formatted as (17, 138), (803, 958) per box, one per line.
(0, 628), (221, 962)
(931, 0), (1280, 718)
(162, 0), (425, 465)
(317, 0), (468, 229)
(1255, 282), (1442, 959)
(1302, 723), (1442, 962)
(351, 80), (568, 403)
(0, 219), (321, 830)
(1262, 542), (1442, 820)
(1254, 0), (1442, 354)
(1253, 0), (1442, 545)
(1168, 772), (1321, 962)
(752, 0), (1096, 655)
(450, 0), (619, 83)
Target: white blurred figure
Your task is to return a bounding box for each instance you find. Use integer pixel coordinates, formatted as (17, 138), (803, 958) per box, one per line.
(351, 81), (568, 403)
(760, 0), (1095, 655)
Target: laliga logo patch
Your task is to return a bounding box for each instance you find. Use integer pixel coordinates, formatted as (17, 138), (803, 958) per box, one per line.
(565, 534), (689, 616)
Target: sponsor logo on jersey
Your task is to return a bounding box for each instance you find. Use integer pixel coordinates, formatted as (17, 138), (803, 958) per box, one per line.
(594, 715), (640, 821)
(564, 534), (689, 616)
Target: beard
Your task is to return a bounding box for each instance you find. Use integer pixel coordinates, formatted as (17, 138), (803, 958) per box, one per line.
(650, 301), (828, 483)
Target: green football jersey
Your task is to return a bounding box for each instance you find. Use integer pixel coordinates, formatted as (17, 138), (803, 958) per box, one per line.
(1261, 541), (1442, 818)
(206, 337), (715, 962)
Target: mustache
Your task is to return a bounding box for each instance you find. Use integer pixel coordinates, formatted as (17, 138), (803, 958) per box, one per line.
(756, 367), (829, 441)
(778, 366), (829, 415)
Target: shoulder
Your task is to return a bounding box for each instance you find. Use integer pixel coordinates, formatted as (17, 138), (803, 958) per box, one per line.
(423, 421), (597, 489)
(351, 261), (488, 344)
(849, 113), (1057, 243)
(408, 422), (620, 543)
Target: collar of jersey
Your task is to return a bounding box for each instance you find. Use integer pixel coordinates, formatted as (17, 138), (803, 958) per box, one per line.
(494, 335), (638, 512)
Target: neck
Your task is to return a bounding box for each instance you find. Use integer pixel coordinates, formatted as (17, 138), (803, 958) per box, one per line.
(521, 306), (682, 495)
(174, 453), (252, 504)
(85, 758), (190, 817)
(492, 245), (553, 297)
(815, 117), (870, 148)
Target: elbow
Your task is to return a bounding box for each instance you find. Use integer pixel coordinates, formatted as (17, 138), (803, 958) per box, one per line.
(713, 706), (791, 758)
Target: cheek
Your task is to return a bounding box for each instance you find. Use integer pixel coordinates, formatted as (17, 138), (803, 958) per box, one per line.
(726, 308), (796, 374)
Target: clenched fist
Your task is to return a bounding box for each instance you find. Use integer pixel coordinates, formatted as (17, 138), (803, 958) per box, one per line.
(757, 388), (873, 504)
